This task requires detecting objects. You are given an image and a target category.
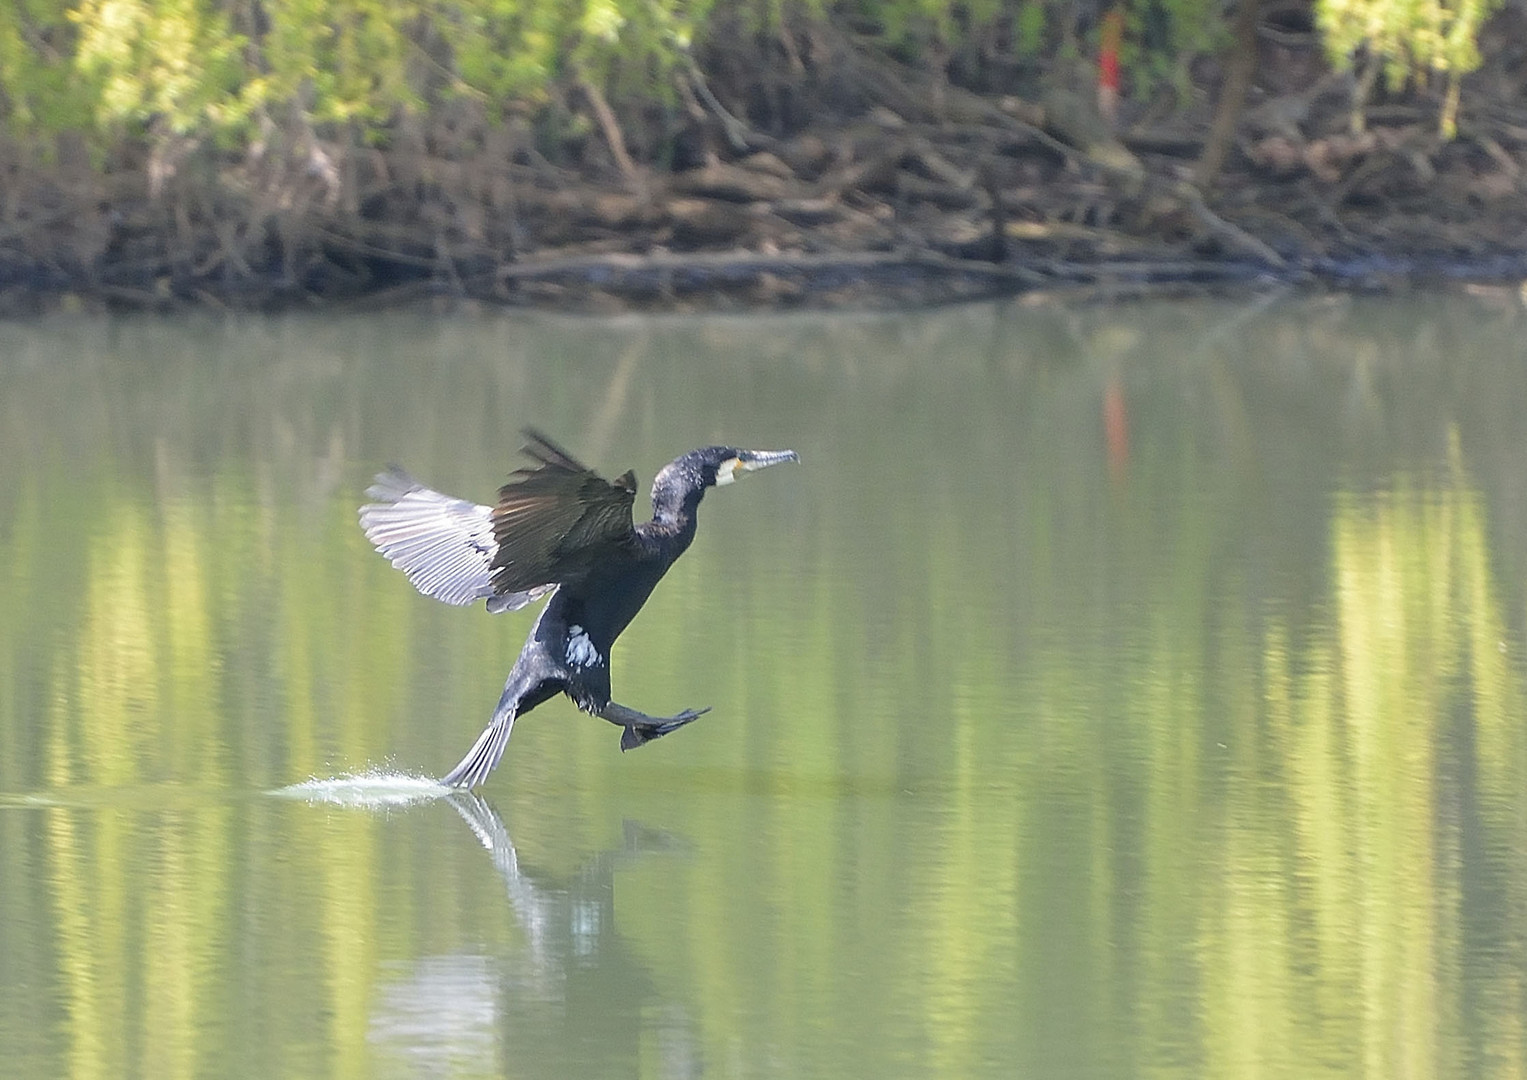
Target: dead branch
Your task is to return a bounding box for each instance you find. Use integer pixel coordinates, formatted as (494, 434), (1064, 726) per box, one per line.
(1197, 0), (1263, 187)
(579, 77), (642, 188)
(1173, 181), (1288, 267)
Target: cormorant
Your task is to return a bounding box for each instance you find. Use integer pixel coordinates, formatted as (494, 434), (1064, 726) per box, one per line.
(359, 429), (799, 787)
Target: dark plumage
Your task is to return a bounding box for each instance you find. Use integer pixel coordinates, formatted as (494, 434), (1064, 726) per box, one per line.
(360, 429), (799, 787)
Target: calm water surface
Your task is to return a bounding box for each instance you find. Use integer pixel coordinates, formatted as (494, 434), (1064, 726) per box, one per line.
(2, 294), (1526, 1078)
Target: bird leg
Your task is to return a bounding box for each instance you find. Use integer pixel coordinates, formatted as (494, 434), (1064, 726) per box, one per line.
(598, 701), (711, 751)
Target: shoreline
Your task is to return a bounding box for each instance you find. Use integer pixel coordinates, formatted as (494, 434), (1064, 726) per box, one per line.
(7, 25), (1527, 317)
(8, 245), (1527, 317)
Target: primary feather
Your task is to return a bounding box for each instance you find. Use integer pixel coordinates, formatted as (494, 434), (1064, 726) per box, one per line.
(358, 469), (498, 607)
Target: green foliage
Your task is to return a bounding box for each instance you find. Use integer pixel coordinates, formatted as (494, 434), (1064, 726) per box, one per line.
(430, 0), (568, 103)
(0, 0), (97, 133)
(1012, 0), (1045, 55)
(1317, 0), (1504, 133)
(0, 0), (1506, 143)
(0, 0), (723, 139)
(1318, 0), (1498, 84)
(1122, 0), (1228, 95)
(251, 0), (425, 124)
(74, 0), (251, 133)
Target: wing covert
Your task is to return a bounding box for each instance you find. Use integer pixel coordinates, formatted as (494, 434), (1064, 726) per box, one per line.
(488, 431), (638, 595)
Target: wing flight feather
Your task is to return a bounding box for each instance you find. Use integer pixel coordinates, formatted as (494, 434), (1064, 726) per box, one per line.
(359, 469), (499, 606)
(360, 431), (638, 607)
(489, 430), (638, 595)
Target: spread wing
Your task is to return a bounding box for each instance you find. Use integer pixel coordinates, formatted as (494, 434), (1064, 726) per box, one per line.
(359, 430), (638, 609)
(358, 468), (551, 612)
(489, 429), (639, 595)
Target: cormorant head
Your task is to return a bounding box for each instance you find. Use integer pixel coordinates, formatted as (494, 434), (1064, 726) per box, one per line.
(706, 446), (801, 487)
(650, 445), (799, 521)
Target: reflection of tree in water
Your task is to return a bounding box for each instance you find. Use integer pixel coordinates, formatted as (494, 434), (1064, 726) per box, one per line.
(368, 795), (699, 1080)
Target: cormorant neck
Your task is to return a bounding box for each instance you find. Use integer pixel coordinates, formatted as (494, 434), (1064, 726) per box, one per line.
(645, 475), (707, 555)
(644, 449), (723, 555)
(649, 485), (704, 531)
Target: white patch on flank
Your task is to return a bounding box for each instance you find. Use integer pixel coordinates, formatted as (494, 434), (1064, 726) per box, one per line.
(565, 625), (604, 668)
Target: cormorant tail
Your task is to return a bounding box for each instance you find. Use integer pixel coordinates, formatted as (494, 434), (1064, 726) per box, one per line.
(441, 708), (517, 788)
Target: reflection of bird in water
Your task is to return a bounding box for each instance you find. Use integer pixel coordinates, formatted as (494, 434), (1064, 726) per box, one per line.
(360, 429), (799, 787)
(447, 793), (688, 965)
(369, 794), (699, 1076)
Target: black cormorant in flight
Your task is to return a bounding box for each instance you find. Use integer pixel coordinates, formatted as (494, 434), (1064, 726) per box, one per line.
(359, 430), (799, 788)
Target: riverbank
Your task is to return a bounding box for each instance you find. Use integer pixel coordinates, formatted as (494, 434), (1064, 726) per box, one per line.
(5, 12), (1527, 315)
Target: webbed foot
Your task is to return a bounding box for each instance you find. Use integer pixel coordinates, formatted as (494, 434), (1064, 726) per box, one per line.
(601, 703), (711, 751)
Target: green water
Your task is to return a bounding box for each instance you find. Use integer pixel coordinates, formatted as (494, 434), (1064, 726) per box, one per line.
(2, 294), (1526, 1078)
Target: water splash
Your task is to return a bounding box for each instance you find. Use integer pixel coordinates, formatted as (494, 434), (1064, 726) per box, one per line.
(273, 769), (451, 808)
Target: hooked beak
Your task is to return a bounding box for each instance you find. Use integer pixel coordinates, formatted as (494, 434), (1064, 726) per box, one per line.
(715, 449), (800, 486)
(739, 449), (800, 470)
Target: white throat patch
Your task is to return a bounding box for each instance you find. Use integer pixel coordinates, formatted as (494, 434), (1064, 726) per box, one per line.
(714, 457), (741, 486)
(565, 625), (605, 669)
